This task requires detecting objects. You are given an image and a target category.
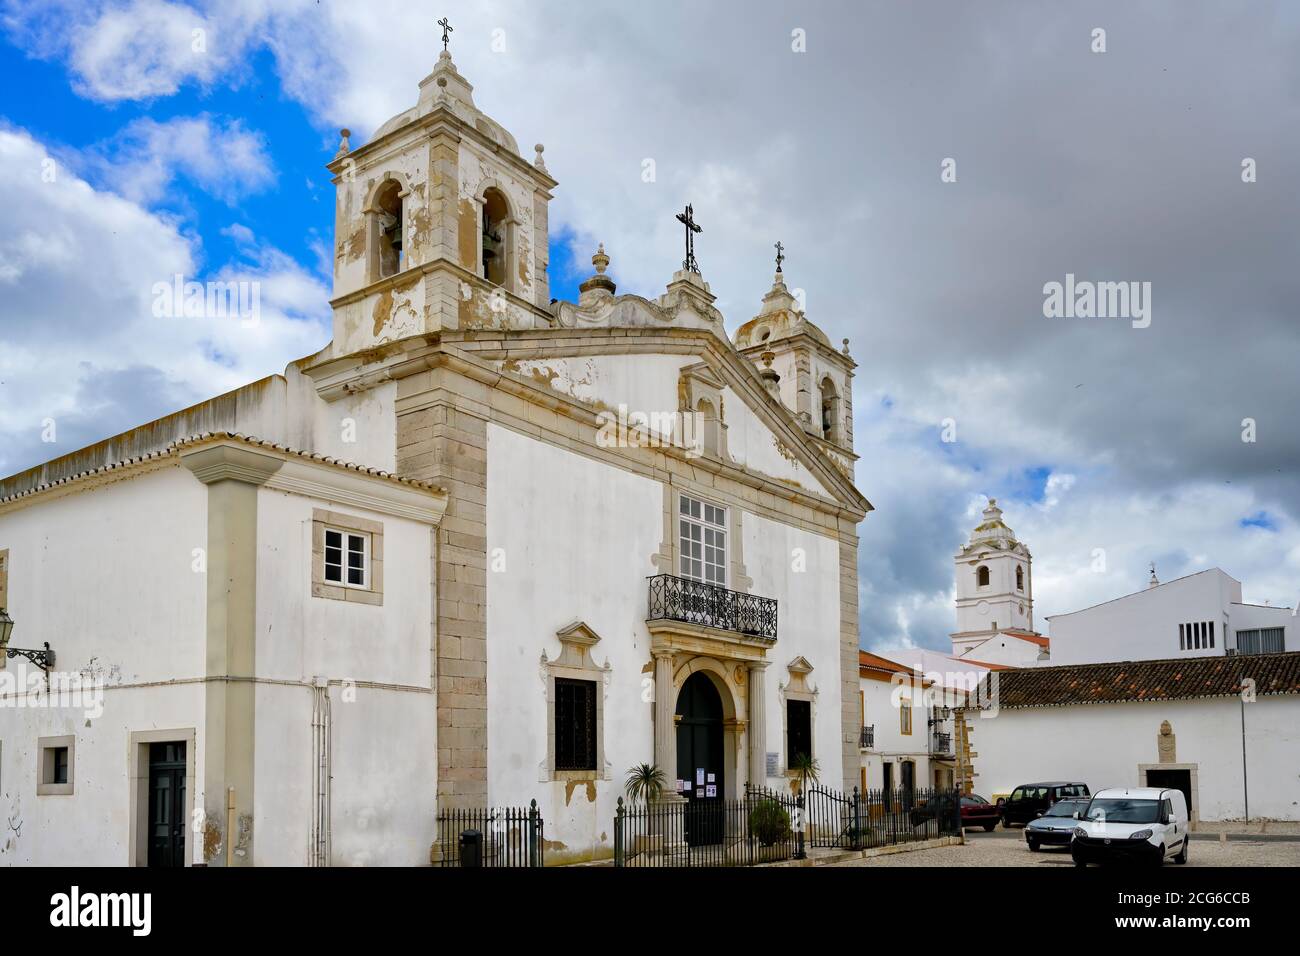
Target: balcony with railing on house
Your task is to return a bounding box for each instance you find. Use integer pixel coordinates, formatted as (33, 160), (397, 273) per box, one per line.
(859, 725), (874, 750)
(930, 731), (952, 755)
(646, 574), (779, 642)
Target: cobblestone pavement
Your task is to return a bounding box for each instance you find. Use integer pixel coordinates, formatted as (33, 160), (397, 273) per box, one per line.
(831, 830), (1300, 867)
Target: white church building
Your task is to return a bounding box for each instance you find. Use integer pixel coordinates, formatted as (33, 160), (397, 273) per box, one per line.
(0, 48), (872, 866)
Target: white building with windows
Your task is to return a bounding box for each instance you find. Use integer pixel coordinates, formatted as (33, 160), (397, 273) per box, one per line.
(854, 651), (957, 794)
(1047, 567), (1292, 666)
(0, 49), (870, 866)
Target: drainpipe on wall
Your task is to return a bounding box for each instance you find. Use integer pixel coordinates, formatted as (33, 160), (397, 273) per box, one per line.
(311, 678), (333, 866)
(1239, 685), (1249, 824)
(226, 787), (236, 868)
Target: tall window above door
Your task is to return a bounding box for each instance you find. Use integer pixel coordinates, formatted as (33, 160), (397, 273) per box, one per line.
(679, 494), (727, 586)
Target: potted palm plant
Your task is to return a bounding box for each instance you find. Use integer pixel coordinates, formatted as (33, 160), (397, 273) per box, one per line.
(624, 763), (669, 855)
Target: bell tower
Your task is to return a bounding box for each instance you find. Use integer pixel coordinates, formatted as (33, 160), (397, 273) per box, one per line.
(951, 499), (1035, 656)
(731, 251), (858, 478)
(325, 39), (557, 356)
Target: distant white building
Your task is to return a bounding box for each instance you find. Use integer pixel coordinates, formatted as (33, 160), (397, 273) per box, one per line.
(1048, 568), (1293, 666)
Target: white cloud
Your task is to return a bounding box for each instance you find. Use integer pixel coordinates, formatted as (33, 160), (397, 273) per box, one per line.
(89, 114), (274, 205)
(0, 126), (327, 476)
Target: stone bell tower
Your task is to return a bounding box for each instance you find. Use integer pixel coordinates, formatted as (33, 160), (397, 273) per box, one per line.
(951, 499), (1035, 656)
(731, 253), (858, 477)
(325, 43), (557, 356)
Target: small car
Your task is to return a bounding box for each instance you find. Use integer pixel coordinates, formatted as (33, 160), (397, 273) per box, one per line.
(1024, 797), (1090, 850)
(999, 781), (1090, 827)
(1071, 787), (1190, 866)
(960, 794), (1002, 832)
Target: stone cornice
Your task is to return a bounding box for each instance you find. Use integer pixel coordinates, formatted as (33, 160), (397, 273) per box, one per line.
(265, 459), (448, 524)
(737, 333), (857, 372)
(328, 108), (557, 193)
(306, 329), (871, 517)
(179, 444), (285, 486)
(325, 254), (554, 319)
(422, 345), (868, 523)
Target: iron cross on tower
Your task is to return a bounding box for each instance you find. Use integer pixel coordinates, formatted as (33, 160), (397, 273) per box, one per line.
(676, 203), (703, 274)
(438, 17), (453, 51)
(774, 241), (785, 273)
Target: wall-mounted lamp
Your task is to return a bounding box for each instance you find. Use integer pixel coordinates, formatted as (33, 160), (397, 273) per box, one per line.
(0, 608), (55, 676)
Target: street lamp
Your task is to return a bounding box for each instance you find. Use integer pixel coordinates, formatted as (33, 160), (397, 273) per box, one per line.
(0, 608), (55, 676)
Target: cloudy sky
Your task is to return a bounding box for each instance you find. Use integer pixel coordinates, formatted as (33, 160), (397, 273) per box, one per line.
(1, 0), (1296, 652)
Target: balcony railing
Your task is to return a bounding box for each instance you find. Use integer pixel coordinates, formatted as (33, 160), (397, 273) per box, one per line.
(859, 725), (874, 750)
(930, 732), (952, 755)
(646, 574), (778, 642)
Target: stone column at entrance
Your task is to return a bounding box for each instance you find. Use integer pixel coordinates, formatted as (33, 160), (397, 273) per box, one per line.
(747, 662), (768, 790)
(652, 650), (680, 799)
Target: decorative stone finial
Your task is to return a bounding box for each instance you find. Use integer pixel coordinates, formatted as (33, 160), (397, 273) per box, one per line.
(534, 143), (548, 171)
(758, 350), (781, 398)
(842, 337), (851, 355)
(578, 243), (617, 299)
(335, 128), (352, 158)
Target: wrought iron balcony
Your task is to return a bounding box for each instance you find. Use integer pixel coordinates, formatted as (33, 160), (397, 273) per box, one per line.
(646, 574), (778, 642)
(859, 725), (874, 750)
(930, 732), (952, 755)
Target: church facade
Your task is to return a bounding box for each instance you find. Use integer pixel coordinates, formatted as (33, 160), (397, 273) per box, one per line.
(0, 49), (870, 865)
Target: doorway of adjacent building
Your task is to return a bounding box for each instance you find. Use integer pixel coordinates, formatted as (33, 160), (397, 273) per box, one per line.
(1144, 767), (1193, 820)
(676, 672), (724, 846)
(148, 741), (187, 867)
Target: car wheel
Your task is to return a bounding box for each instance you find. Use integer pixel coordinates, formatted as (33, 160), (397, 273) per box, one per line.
(1175, 840), (1188, 865)
(1027, 837), (1040, 852)
(982, 822), (996, 832)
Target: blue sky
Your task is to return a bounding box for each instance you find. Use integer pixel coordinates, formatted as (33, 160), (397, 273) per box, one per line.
(1, 0), (1296, 653)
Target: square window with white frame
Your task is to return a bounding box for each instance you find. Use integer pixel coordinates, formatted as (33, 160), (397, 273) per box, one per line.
(324, 528), (369, 588)
(679, 494), (727, 586)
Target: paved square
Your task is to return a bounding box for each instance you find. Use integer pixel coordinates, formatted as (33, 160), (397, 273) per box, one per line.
(831, 831), (1300, 867)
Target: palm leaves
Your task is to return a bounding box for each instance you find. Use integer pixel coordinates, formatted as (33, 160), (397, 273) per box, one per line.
(790, 752), (820, 794)
(624, 762), (666, 807)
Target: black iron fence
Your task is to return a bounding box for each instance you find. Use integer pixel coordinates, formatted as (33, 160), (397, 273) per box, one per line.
(613, 785), (962, 866)
(435, 801), (544, 867)
(805, 785), (962, 850)
(614, 786), (801, 867)
(646, 573), (778, 641)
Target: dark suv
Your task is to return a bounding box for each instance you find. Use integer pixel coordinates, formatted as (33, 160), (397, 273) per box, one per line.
(999, 782), (1090, 827)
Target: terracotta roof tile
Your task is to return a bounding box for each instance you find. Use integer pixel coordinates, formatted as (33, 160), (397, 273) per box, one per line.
(978, 652), (1300, 709)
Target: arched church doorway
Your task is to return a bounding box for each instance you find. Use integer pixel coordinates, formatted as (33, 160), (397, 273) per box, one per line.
(676, 671), (725, 846)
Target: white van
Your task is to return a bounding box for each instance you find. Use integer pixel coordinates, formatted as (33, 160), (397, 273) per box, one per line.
(1070, 787), (1190, 866)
